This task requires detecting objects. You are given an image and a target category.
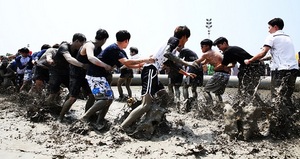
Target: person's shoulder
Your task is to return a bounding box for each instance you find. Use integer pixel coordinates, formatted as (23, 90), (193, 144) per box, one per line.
(58, 43), (70, 51)
(46, 48), (58, 54)
(228, 46), (242, 51)
(31, 51), (40, 56)
(83, 41), (94, 47)
(265, 33), (275, 39)
(103, 43), (117, 52)
(81, 41), (95, 51)
(60, 42), (69, 47)
(8, 60), (16, 65)
(37, 49), (47, 54)
(109, 43), (118, 49)
(119, 50), (127, 58)
(15, 55), (22, 60)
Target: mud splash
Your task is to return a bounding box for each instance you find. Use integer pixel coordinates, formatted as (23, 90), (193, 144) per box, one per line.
(0, 87), (300, 158)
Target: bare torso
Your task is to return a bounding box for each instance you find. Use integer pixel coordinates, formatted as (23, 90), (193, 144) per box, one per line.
(201, 50), (231, 73)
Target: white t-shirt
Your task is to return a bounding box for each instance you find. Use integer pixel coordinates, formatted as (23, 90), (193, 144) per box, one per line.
(130, 53), (140, 74)
(17, 56), (30, 74)
(145, 43), (176, 71)
(264, 30), (298, 71)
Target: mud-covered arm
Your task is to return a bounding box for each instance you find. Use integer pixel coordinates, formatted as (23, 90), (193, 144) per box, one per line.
(163, 60), (181, 72)
(164, 52), (192, 67)
(63, 53), (85, 68)
(164, 60), (196, 78)
(163, 37), (199, 68)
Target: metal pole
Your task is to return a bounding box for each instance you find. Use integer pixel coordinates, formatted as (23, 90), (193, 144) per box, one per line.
(206, 18), (212, 39)
(110, 74), (300, 92)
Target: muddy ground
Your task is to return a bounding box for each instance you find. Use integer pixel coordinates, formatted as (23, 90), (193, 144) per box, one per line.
(0, 86), (300, 159)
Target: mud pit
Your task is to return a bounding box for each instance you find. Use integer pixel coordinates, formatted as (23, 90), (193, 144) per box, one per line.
(0, 86), (300, 158)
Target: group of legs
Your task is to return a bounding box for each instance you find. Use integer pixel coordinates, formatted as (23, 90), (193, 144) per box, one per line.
(116, 67), (133, 101)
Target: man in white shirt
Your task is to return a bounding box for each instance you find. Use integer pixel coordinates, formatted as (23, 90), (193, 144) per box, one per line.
(245, 18), (298, 138)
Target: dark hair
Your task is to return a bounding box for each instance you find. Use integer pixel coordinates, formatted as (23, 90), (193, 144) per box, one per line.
(129, 47), (138, 54)
(19, 47), (30, 54)
(213, 37), (228, 45)
(200, 39), (213, 47)
(52, 43), (60, 48)
(72, 33), (86, 42)
(41, 44), (51, 50)
(116, 30), (131, 42)
(268, 18), (284, 30)
(60, 41), (68, 45)
(95, 29), (109, 40)
(174, 26), (191, 39)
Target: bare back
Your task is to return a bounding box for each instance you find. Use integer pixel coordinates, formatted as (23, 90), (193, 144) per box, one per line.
(201, 50), (231, 73)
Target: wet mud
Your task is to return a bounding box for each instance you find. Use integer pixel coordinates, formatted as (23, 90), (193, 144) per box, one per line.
(0, 87), (300, 158)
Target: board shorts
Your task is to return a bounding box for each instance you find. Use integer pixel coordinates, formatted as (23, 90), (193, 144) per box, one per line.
(205, 71), (230, 95)
(23, 69), (33, 81)
(86, 75), (114, 100)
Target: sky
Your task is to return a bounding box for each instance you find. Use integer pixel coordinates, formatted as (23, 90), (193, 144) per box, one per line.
(0, 0), (299, 57)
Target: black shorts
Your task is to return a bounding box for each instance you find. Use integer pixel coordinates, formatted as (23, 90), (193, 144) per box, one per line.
(69, 75), (92, 98)
(32, 66), (49, 82)
(168, 71), (183, 85)
(184, 67), (203, 86)
(48, 74), (69, 94)
(120, 68), (133, 78)
(141, 65), (164, 97)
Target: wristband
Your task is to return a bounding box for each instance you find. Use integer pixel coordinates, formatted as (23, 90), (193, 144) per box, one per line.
(179, 69), (188, 76)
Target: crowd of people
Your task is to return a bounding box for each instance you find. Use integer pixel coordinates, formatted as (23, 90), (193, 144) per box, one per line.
(0, 17), (299, 140)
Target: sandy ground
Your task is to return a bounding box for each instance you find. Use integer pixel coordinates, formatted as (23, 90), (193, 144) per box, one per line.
(1, 86), (300, 159)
